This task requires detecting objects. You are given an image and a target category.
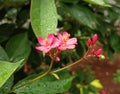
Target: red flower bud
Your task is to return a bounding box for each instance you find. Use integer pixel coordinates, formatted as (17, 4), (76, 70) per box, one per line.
(96, 49), (102, 56)
(92, 34), (98, 44)
(87, 39), (92, 46)
(91, 49), (95, 55)
(56, 56), (60, 62)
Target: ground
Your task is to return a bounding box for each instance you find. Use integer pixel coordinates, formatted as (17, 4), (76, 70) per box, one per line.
(71, 53), (120, 94)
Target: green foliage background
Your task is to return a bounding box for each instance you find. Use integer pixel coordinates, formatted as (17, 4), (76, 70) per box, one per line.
(0, 0), (120, 94)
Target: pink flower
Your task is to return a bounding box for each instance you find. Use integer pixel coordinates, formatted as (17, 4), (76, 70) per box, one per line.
(57, 32), (77, 50)
(36, 34), (60, 53)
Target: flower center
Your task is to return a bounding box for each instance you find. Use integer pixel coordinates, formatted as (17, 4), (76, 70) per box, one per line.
(62, 34), (70, 44)
(45, 39), (49, 45)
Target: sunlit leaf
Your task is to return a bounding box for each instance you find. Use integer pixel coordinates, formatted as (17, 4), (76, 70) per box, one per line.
(0, 59), (24, 88)
(0, 75), (14, 94)
(30, 0), (57, 38)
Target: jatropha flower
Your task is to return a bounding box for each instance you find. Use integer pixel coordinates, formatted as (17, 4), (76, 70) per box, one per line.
(35, 32), (77, 61)
(36, 34), (60, 53)
(57, 32), (77, 51)
(87, 34), (98, 46)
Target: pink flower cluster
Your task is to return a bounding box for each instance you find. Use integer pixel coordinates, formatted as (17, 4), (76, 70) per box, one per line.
(87, 34), (103, 57)
(36, 32), (77, 61)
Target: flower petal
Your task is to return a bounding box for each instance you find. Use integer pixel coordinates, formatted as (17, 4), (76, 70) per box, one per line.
(66, 45), (75, 49)
(58, 45), (67, 51)
(66, 38), (77, 45)
(47, 34), (54, 44)
(63, 32), (69, 36)
(38, 37), (45, 45)
(43, 47), (51, 53)
(51, 38), (60, 48)
(35, 46), (45, 51)
(57, 33), (62, 40)
(35, 46), (51, 53)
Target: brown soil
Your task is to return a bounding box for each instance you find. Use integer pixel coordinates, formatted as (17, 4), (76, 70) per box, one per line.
(71, 53), (120, 94)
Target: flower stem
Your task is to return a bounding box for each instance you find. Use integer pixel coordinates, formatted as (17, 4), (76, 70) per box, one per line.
(9, 59), (54, 93)
(51, 56), (86, 73)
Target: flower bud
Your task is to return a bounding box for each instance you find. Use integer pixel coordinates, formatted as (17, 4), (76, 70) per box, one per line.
(56, 57), (60, 62)
(87, 39), (92, 46)
(96, 49), (102, 56)
(92, 34), (98, 44)
(91, 49), (95, 55)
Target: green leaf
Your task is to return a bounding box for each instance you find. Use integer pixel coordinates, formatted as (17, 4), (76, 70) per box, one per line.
(13, 71), (74, 94)
(30, 0), (58, 38)
(0, 23), (15, 43)
(5, 33), (31, 62)
(110, 33), (120, 54)
(0, 75), (14, 94)
(6, 8), (17, 19)
(114, 69), (120, 83)
(0, 45), (9, 61)
(59, 0), (79, 4)
(0, 59), (24, 88)
(7, 0), (28, 2)
(64, 5), (97, 29)
(84, 0), (111, 7)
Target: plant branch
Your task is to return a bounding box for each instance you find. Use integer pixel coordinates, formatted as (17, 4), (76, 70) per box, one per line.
(9, 59), (54, 93)
(51, 56), (87, 73)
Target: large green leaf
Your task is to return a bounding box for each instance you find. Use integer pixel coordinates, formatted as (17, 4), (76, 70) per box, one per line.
(64, 5), (97, 29)
(13, 71), (74, 94)
(0, 45), (9, 61)
(0, 75), (14, 94)
(5, 33), (31, 62)
(0, 59), (24, 88)
(30, 0), (58, 38)
(84, 0), (111, 7)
